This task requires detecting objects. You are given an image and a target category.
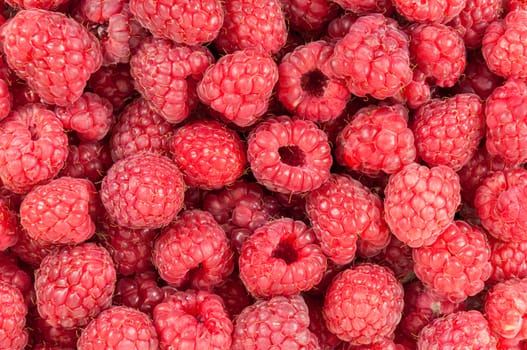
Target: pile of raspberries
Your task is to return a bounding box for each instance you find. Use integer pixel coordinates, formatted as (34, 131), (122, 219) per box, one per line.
(2, 0), (527, 348)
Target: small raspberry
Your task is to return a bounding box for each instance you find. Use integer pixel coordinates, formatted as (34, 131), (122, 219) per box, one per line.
(392, 0), (466, 23)
(0, 281), (28, 349)
(100, 152), (185, 229)
(332, 0), (393, 14)
(506, 0), (527, 11)
(384, 163), (461, 248)
(35, 243), (117, 329)
(392, 69), (432, 110)
(453, 50), (504, 99)
(0, 253), (32, 304)
(59, 139), (113, 183)
(10, 230), (59, 268)
(489, 239), (527, 283)
(305, 295), (343, 350)
(113, 270), (165, 315)
(28, 309), (79, 348)
(0, 198), (19, 251)
(247, 115), (332, 194)
(371, 236), (415, 281)
(78, 0), (125, 23)
(282, 0), (340, 32)
(213, 275), (253, 318)
(323, 264), (404, 345)
(88, 64), (138, 111)
(197, 48), (278, 128)
(0, 103), (68, 194)
(154, 290), (232, 350)
(326, 13), (358, 40)
(77, 306), (158, 350)
(0, 79), (11, 122)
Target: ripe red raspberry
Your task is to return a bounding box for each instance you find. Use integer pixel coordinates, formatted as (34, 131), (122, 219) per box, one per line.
(392, 69), (432, 110)
(0, 79), (11, 122)
(489, 239), (527, 283)
(306, 174), (389, 265)
(170, 119), (246, 190)
(305, 295), (343, 350)
(323, 264), (404, 345)
(1, 9), (102, 106)
(336, 104), (416, 176)
(232, 295), (318, 350)
(5, 0), (68, 9)
(0, 252), (32, 304)
(0, 103), (68, 194)
(392, 0), (466, 23)
(77, 306), (158, 350)
(413, 220), (492, 303)
(332, 0), (393, 14)
(10, 230), (59, 268)
(384, 163), (461, 248)
(215, 0), (286, 54)
(371, 236), (415, 281)
(326, 13), (358, 40)
(247, 116), (332, 194)
(453, 50), (504, 99)
(28, 309), (79, 348)
(213, 275), (253, 318)
(130, 38), (214, 124)
(197, 48), (278, 128)
(278, 40), (351, 123)
(0, 281), (28, 349)
(282, 0), (339, 32)
(152, 210), (233, 289)
(35, 243), (116, 329)
(417, 310), (497, 349)
(327, 14), (412, 100)
(59, 139), (113, 183)
(483, 10), (527, 79)
(0, 199), (19, 251)
(113, 270), (165, 315)
(100, 152), (185, 229)
(88, 64), (137, 111)
(154, 289), (232, 350)
(78, 0), (125, 23)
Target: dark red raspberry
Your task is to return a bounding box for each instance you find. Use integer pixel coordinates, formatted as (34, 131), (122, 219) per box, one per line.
(197, 48), (278, 128)
(305, 295), (343, 350)
(371, 236), (414, 281)
(213, 275), (253, 318)
(78, 0), (125, 23)
(35, 243), (116, 329)
(489, 239), (527, 283)
(170, 119), (246, 190)
(323, 264), (404, 345)
(5, 0), (68, 9)
(453, 50), (504, 100)
(77, 306), (158, 350)
(278, 40), (351, 123)
(59, 139), (113, 183)
(0, 198), (19, 251)
(152, 210), (233, 289)
(154, 289), (232, 350)
(247, 115), (332, 194)
(327, 14), (412, 100)
(100, 152), (185, 229)
(0, 103), (68, 194)
(332, 0), (393, 14)
(0, 79), (11, 122)
(88, 64), (138, 111)
(506, 0), (527, 11)
(326, 13), (358, 40)
(113, 270), (165, 315)
(28, 309), (79, 348)
(0, 252), (32, 303)
(392, 0), (466, 23)
(392, 69), (432, 110)
(10, 230), (59, 268)
(0, 281), (28, 349)
(282, 0), (340, 32)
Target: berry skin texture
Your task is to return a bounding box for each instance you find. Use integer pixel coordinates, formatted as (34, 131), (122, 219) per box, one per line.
(88, 63), (137, 111)
(333, 0), (394, 14)
(60, 139), (113, 183)
(35, 243), (117, 329)
(417, 310), (497, 349)
(20, 177), (98, 245)
(450, 0), (502, 49)
(100, 152), (185, 230)
(197, 48), (278, 128)
(327, 14), (412, 100)
(0, 281), (28, 349)
(323, 264), (404, 345)
(0, 103), (69, 194)
(170, 119), (246, 190)
(77, 306), (158, 350)
(1, 9), (102, 106)
(0, 199), (19, 251)
(153, 290), (233, 350)
(282, 0), (340, 32)
(489, 239), (527, 283)
(393, 0), (466, 23)
(239, 218), (327, 298)
(384, 163), (461, 248)
(152, 210), (234, 289)
(247, 116), (332, 194)
(113, 270), (165, 315)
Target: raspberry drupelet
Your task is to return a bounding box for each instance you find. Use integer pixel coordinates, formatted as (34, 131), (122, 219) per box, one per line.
(392, 0), (466, 23)
(489, 239), (527, 283)
(0, 281), (28, 349)
(60, 139), (113, 183)
(88, 63), (137, 111)
(282, 0), (340, 32)
(0, 198), (19, 251)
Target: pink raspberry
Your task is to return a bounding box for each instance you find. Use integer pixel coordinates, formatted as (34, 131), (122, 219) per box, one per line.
(305, 295), (343, 350)
(77, 306), (158, 350)
(277, 40), (351, 123)
(130, 38), (214, 124)
(154, 290), (232, 350)
(100, 152), (185, 229)
(78, 0), (125, 23)
(247, 116), (332, 194)
(0, 199), (19, 251)
(88, 64), (137, 111)
(113, 270), (165, 315)
(170, 119), (246, 190)
(392, 0), (466, 23)
(1, 9), (102, 106)
(332, 0), (393, 14)
(384, 163), (461, 248)
(213, 275), (253, 318)
(392, 69), (432, 110)
(453, 50), (504, 99)
(152, 210), (233, 289)
(336, 104), (416, 176)
(489, 239), (527, 283)
(0, 103), (68, 194)
(323, 264), (404, 345)
(197, 48), (278, 128)
(282, 0), (339, 32)
(0, 281), (28, 349)
(35, 243), (116, 329)
(59, 139), (113, 183)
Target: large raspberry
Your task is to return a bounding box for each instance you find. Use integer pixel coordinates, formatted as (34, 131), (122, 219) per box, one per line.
(392, 0), (466, 23)
(323, 264), (404, 345)
(489, 239), (527, 283)
(384, 163), (461, 248)
(100, 152), (185, 229)
(1, 9), (102, 106)
(0, 281), (28, 349)
(282, 0), (339, 32)
(247, 116), (332, 194)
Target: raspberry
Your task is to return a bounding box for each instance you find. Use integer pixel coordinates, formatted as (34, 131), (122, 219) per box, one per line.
(489, 239), (527, 283)
(277, 40), (351, 123)
(100, 152), (185, 229)
(113, 270), (165, 315)
(392, 0), (466, 23)
(327, 14), (412, 100)
(130, 38), (214, 124)
(88, 64), (138, 111)
(417, 310), (497, 349)
(323, 264), (404, 345)
(214, 0), (287, 54)
(453, 50), (504, 99)
(282, 0), (340, 32)
(0, 103), (68, 194)
(10, 230), (59, 268)
(326, 13), (358, 40)
(483, 10), (527, 79)
(77, 306), (158, 350)
(213, 275), (253, 318)
(392, 69), (432, 110)
(197, 48), (278, 128)
(152, 210), (233, 289)
(0, 198), (19, 251)
(0, 253), (32, 304)
(5, 0), (68, 10)
(247, 116), (332, 194)
(371, 236), (415, 281)
(59, 139), (113, 183)
(28, 309), (79, 348)
(110, 98), (174, 161)
(332, 0), (394, 14)
(35, 243), (116, 329)
(305, 295), (343, 350)
(1, 9), (102, 106)
(384, 163), (461, 248)
(0, 281), (28, 349)
(78, 0), (125, 23)
(154, 289), (232, 350)
(0, 79), (11, 122)
(170, 119), (247, 190)
(336, 104), (416, 176)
